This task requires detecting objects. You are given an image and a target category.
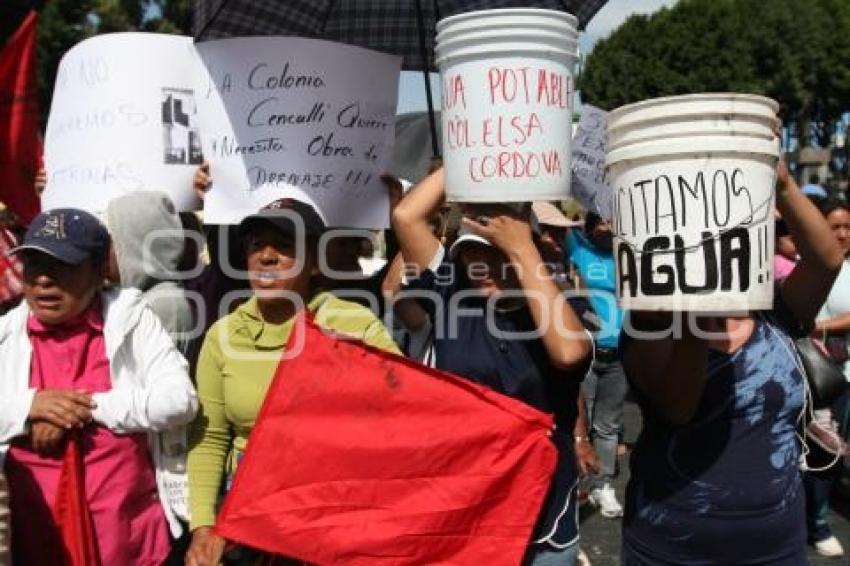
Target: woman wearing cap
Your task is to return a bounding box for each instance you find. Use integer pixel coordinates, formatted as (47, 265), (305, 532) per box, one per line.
(392, 169), (593, 565)
(186, 199), (400, 566)
(0, 208), (198, 564)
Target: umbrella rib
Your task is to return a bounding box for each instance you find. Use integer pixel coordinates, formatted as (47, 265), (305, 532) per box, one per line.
(414, 0), (441, 159)
(196, 0), (234, 39)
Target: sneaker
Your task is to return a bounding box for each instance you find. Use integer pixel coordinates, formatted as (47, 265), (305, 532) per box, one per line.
(806, 409), (848, 457)
(814, 535), (844, 558)
(588, 484), (623, 518)
(577, 547), (592, 566)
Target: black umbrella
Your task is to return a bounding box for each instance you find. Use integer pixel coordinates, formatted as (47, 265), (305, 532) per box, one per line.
(193, 0), (607, 158)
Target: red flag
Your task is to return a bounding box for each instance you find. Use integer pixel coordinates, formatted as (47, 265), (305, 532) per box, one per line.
(216, 315), (557, 565)
(0, 11), (41, 224)
(54, 433), (101, 566)
(0, 228), (23, 304)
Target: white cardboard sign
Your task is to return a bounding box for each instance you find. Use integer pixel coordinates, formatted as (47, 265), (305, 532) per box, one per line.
(571, 105), (613, 218)
(194, 37), (401, 227)
(43, 33), (202, 213)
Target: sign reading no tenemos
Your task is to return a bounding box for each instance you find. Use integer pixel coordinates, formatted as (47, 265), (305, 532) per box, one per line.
(43, 33), (202, 213)
(194, 37), (401, 228)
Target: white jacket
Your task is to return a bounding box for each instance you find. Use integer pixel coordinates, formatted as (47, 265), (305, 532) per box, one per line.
(0, 288), (198, 537)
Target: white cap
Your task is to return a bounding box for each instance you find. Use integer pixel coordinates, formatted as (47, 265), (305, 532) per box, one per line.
(448, 210), (542, 259)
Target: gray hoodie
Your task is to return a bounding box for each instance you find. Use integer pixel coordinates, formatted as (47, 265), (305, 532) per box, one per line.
(106, 191), (194, 357)
(106, 191), (196, 527)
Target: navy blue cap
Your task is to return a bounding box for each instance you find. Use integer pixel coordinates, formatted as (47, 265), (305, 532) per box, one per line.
(239, 198), (327, 240)
(9, 208), (110, 265)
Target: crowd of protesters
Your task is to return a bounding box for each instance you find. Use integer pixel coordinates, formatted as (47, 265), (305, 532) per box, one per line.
(0, 116), (849, 566)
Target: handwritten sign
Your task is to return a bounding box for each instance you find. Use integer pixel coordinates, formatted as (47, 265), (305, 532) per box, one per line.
(611, 156), (776, 311)
(43, 33), (202, 213)
(571, 105), (613, 218)
(194, 37), (401, 227)
(439, 59), (574, 202)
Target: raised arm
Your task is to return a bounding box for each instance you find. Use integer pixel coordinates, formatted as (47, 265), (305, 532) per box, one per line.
(463, 214), (592, 373)
(777, 160), (844, 323)
(622, 313), (710, 426)
(391, 168), (445, 272)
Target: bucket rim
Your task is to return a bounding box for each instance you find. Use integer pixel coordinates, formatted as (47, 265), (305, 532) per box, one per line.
(608, 93), (780, 123)
(436, 24), (579, 43)
(606, 136), (781, 165)
(607, 110), (779, 135)
(435, 34), (578, 57)
(437, 8), (578, 31)
(436, 28), (579, 46)
(608, 129), (777, 152)
(436, 46), (580, 67)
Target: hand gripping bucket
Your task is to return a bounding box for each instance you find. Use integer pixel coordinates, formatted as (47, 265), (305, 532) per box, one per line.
(606, 93), (781, 312)
(435, 9), (579, 202)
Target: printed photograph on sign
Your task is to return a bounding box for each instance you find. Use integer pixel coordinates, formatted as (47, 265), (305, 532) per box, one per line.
(161, 88), (203, 166)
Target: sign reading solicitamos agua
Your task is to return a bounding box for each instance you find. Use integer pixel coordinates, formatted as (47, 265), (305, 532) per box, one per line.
(195, 37), (401, 228)
(606, 94), (780, 312)
(610, 157), (776, 312)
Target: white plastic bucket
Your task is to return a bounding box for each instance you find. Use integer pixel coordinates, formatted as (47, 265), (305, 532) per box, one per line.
(436, 9), (578, 33)
(607, 94), (780, 312)
(607, 93), (779, 149)
(435, 31), (578, 61)
(436, 9), (579, 202)
(436, 19), (578, 44)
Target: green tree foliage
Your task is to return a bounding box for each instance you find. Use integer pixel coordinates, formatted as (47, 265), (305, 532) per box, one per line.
(1, 0), (191, 125)
(581, 0), (850, 147)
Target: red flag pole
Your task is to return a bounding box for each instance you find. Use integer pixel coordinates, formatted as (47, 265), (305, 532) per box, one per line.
(54, 432), (101, 566)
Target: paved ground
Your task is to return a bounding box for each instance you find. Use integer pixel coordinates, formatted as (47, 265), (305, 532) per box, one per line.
(577, 401), (850, 565)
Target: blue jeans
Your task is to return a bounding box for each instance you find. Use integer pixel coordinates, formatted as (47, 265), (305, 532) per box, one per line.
(582, 357), (628, 489)
(523, 543), (578, 566)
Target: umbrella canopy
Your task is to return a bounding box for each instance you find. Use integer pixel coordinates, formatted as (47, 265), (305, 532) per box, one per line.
(193, 0), (608, 71)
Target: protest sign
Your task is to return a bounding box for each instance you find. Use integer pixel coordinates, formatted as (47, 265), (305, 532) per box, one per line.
(609, 143), (778, 312)
(194, 37), (401, 228)
(43, 33), (202, 213)
(570, 105), (613, 218)
(435, 10), (579, 203)
(607, 94), (780, 312)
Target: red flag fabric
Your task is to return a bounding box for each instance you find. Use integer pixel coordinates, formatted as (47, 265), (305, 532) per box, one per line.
(0, 228), (23, 304)
(0, 11), (41, 224)
(54, 433), (101, 566)
(216, 315), (558, 565)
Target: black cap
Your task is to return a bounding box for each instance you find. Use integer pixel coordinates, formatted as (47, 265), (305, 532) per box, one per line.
(9, 208), (110, 265)
(238, 198), (327, 240)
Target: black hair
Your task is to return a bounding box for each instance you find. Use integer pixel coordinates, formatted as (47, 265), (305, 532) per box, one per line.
(818, 198), (850, 219)
(584, 211), (603, 233)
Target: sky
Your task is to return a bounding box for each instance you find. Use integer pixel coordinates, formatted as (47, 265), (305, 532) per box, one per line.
(396, 0), (679, 114)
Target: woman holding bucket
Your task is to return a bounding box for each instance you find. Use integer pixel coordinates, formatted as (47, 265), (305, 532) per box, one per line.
(392, 167), (593, 565)
(620, 159), (843, 565)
